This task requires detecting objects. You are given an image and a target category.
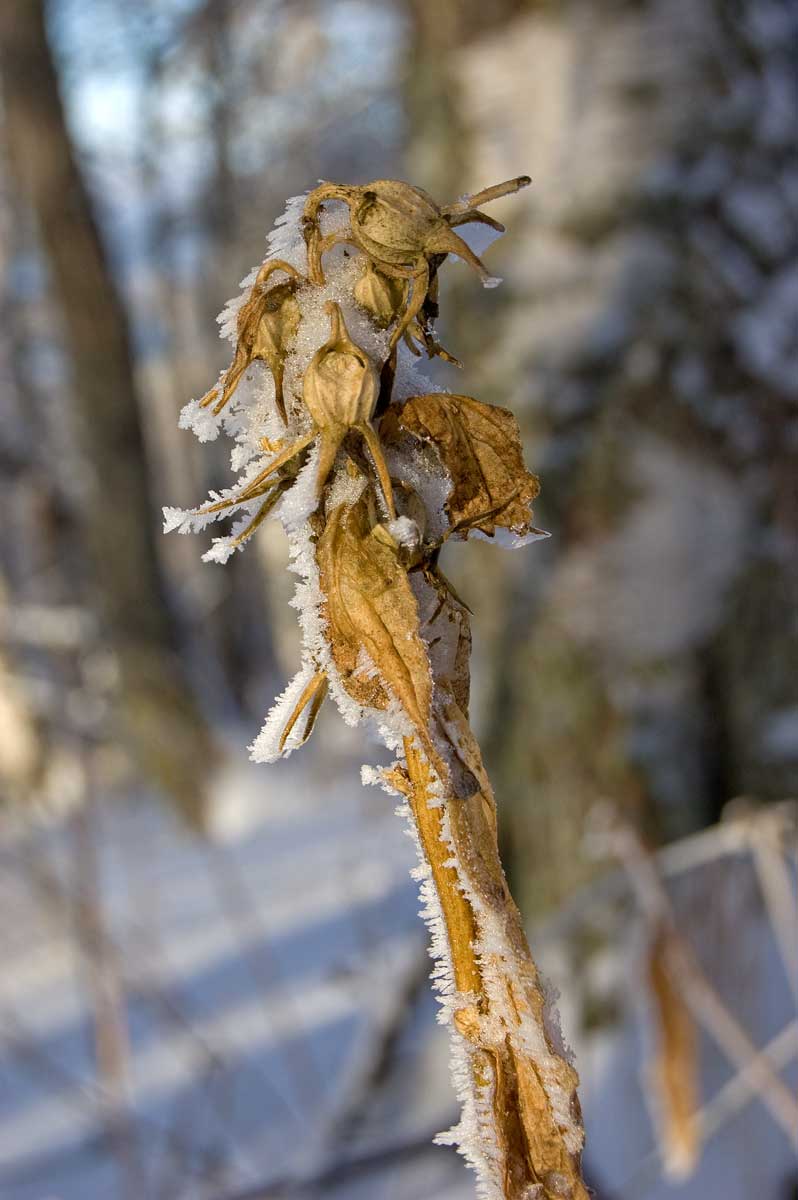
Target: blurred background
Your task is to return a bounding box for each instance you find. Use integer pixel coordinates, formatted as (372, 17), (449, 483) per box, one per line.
(0, 1), (796, 1197)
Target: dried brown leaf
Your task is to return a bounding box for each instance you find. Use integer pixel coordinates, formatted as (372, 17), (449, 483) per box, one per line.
(316, 493), (434, 742)
(388, 393), (540, 538)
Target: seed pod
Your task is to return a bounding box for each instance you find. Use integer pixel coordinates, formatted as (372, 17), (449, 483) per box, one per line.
(250, 281), (301, 366)
(353, 262), (405, 328)
(303, 302), (379, 429)
(304, 177), (530, 286)
(303, 176), (530, 351)
(352, 181), (440, 265)
(250, 281), (301, 420)
(350, 180), (495, 283)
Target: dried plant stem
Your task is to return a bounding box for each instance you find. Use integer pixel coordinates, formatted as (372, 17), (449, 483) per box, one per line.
(399, 729), (588, 1200)
(404, 740), (481, 997)
(618, 1020), (798, 1196)
(170, 175), (587, 1199)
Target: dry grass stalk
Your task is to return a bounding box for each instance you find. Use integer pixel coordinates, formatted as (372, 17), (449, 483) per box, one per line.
(602, 815), (798, 1168)
(646, 926), (700, 1178)
(167, 174), (587, 1199)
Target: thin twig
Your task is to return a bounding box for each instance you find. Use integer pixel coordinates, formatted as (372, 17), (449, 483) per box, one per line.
(748, 817), (798, 1004)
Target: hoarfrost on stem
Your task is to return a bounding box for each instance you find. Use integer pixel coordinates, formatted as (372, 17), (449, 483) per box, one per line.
(165, 178), (587, 1200)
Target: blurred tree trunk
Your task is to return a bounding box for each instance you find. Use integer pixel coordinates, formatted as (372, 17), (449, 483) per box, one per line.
(199, 0), (281, 715)
(449, 0), (798, 916)
(0, 629), (41, 803)
(403, 0), (526, 195)
(0, 0), (218, 821)
(134, 2), (280, 722)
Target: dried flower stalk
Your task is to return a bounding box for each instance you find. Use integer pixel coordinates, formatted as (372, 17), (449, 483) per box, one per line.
(166, 174), (587, 1199)
(646, 926), (700, 1179)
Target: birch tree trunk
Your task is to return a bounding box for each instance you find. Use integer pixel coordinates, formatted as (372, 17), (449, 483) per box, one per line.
(451, 0), (798, 914)
(0, 0), (217, 820)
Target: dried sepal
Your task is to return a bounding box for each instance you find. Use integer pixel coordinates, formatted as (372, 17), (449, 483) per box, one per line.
(225, 480), (290, 551)
(207, 430), (317, 514)
(387, 393), (541, 538)
(200, 259), (303, 422)
(405, 319), (462, 367)
(278, 669), (328, 754)
(180, 475), (295, 560)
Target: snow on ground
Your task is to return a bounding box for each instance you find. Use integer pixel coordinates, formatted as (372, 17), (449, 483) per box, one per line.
(0, 737), (463, 1200)
(0, 739), (794, 1200)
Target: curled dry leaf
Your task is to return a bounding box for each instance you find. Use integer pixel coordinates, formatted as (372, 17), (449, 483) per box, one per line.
(278, 669), (329, 754)
(317, 491), (442, 769)
(384, 393), (541, 538)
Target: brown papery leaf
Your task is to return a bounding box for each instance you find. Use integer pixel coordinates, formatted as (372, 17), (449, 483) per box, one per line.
(392, 393), (540, 538)
(316, 493), (434, 744)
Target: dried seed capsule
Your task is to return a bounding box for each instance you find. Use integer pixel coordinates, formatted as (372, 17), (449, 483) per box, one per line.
(303, 176), (530, 352)
(306, 178), (524, 283)
(250, 281), (301, 367)
(199, 260), (302, 422)
(353, 262), (406, 328)
(303, 301), (379, 428)
(193, 302), (397, 523)
(302, 303), (396, 515)
(351, 181), (442, 266)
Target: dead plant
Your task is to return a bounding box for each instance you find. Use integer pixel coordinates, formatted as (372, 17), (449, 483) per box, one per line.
(166, 174), (588, 1200)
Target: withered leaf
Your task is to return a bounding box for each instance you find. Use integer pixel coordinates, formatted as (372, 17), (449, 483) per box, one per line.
(389, 393), (540, 538)
(316, 493), (433, 740)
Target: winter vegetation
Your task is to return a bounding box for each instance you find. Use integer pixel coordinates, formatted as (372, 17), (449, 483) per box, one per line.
(166, 178), (588, 1200)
